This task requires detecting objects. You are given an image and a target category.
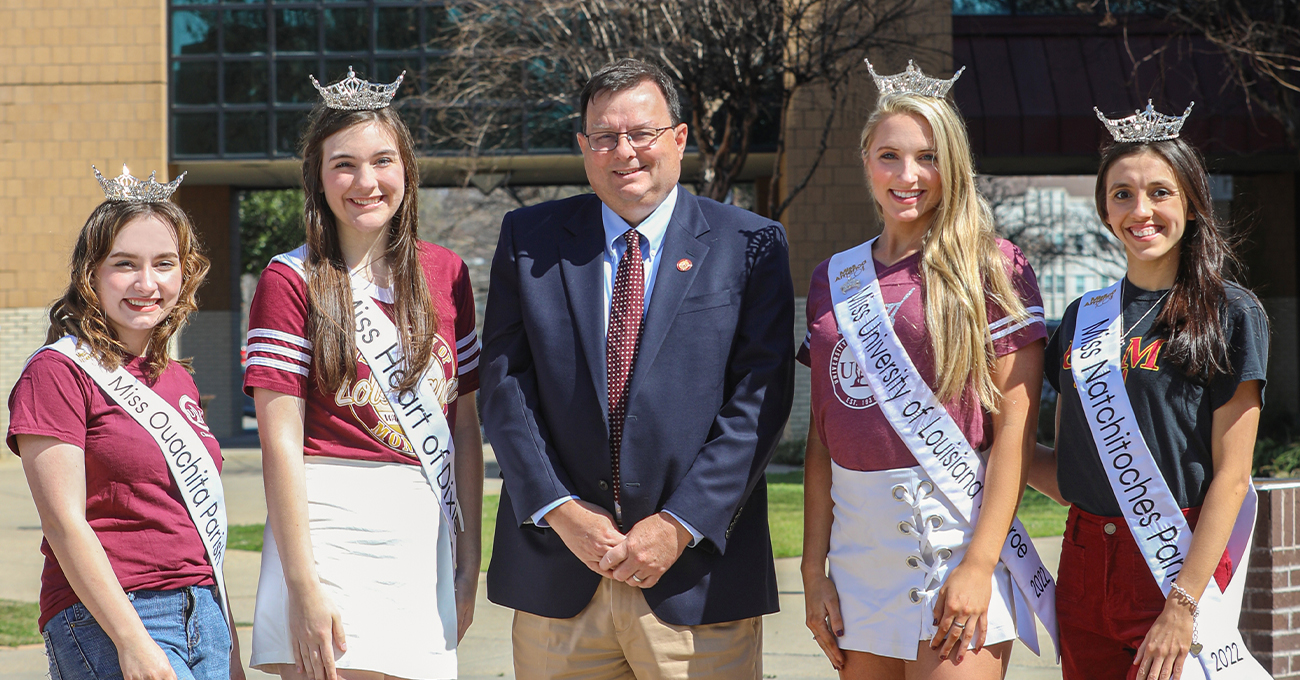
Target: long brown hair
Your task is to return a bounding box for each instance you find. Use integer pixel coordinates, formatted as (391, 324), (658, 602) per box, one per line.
(47, 200), (210, 380)
(298, 103), (436, 394)
(1095, 138), (1244, 379)
(860, 94), (1032, 410)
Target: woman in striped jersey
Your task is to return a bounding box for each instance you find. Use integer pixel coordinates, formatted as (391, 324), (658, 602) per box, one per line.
(243, 74), (484, 680)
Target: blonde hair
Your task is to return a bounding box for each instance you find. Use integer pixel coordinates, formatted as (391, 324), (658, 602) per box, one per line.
(860, 94), (1029, 410)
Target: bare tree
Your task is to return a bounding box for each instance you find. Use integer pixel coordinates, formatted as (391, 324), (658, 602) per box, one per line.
(1082, 0), (1300, 151)
(416, 0), (923, 217)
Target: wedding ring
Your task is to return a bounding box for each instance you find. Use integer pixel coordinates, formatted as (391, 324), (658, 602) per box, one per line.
(632, 574), (645, 583)
(952, 621), (966, 629)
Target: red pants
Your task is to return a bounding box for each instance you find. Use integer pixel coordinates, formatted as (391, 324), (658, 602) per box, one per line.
(1057, 505), (1231, 680)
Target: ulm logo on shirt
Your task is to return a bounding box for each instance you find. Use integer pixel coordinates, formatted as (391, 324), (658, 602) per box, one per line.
(178, 395), (215, 439)
(828, 288), (914, 410)
(1062, 337), (1165, 380)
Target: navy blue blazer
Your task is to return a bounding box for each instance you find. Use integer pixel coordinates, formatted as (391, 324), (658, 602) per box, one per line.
(480, 189), (795, 626)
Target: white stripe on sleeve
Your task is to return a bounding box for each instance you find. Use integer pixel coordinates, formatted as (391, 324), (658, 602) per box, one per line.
(990, 316), (1043, 342)
(246, 356), (310, 377)
(246, 342), (311, 364)
(247, 328), (314, 349)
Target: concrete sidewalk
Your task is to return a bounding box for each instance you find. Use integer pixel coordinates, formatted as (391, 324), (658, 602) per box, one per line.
(0, 448), (1062, 680)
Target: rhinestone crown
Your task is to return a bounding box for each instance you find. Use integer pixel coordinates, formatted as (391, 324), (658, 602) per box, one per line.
(310, 66), (405, 111)
(865, 59), (965, 99)
(93, 165), (185, 203)
(1095, 100), (1194, 143)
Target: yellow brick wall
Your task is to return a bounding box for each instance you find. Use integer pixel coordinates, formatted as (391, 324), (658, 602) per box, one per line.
(0, 0), (168, 437)
(0, 0), (168, 310)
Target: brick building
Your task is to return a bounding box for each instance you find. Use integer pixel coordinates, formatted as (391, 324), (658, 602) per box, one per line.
(3, 0), (1298, 437)
(6, 0), (1300, 672)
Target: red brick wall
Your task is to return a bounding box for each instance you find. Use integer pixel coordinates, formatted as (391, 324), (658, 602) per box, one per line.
(1243, 480), (1300, 676)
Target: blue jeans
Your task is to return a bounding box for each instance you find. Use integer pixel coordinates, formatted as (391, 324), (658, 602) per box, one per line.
(42, 585), (231, 680)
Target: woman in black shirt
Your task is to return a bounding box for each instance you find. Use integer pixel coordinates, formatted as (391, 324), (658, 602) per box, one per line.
(1031, 105), (1268, 680)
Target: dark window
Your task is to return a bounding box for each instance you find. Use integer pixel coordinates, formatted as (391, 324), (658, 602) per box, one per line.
(173, 10), (217, 55)
(276, 110), (311, 154)
(324, 8), (369, 52)
(954, 0), (1082, 14)
(275, 9), (317, 52)
(169, 0), (583, 159)
(377, 7), (420, 52)
(225, 61), (269, 103)
(174, 113), (219, 155)
(276, 60), (318, 104)
(173, 61), (218, 105)
(223, 9), (268, 54)
(227, 111), (269, 154)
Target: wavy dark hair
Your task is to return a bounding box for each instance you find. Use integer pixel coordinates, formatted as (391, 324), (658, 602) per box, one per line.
(1094, 138), (1245, 379)
(299, 102), (436, 394)
(47, 200), (210, 380)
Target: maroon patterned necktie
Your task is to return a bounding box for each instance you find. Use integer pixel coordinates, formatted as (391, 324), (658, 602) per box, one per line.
(607, 228), (645, 519)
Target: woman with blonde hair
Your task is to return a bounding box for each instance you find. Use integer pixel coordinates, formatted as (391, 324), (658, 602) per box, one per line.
(244, 68), (483, 680)
(799, 61), (1054, 679)
(9, 167), (241, 680)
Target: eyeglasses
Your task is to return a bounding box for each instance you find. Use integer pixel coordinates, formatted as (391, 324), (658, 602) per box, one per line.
(580, 126), (675, 152)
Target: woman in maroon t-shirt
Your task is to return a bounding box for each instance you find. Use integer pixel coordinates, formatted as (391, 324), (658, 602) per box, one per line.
(244, 71), (484, 680)
(8, 186), (241, 680)
(800, 75), (1046, 679)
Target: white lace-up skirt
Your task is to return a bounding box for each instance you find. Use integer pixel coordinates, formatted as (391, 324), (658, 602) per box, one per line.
(250, 456), (458, 679)
(828, 462), (1019, 660)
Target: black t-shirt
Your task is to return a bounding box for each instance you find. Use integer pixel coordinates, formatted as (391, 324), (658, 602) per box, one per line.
(1045, 280), (1269, 516)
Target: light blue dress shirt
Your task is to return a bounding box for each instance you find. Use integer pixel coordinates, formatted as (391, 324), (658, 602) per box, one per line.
(528, 188), (702, 546)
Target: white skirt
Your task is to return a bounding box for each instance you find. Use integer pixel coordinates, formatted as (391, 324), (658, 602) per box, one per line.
(250, 456), (457, 679)
(828, 462), (1021, 660)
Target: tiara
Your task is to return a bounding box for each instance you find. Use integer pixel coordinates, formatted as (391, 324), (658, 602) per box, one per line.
(310, 66), (404, 111)
(1095, 100), (1194, 142)
(865, 59), (965, 99)
(93, 165), (185, 203)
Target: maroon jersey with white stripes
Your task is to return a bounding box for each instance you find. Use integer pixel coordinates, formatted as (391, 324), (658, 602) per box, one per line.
(797, 240), (1045, 472)
(243, 241), (480, 465)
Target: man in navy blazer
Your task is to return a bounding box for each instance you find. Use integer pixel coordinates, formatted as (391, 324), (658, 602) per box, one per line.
(480, 59), (795, 679)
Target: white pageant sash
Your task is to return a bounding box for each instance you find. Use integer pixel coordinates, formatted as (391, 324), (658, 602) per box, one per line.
(271, 248), (463, 542)
(40, 337), (232, 632)
(1072, 282), (1267, 679)
(828, 240), (1060, 659)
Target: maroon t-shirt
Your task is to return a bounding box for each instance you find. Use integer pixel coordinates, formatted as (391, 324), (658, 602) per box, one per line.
(7, 351), (221, 629)
(243, 241), (480, 465)
(798, 240), (1046, 471)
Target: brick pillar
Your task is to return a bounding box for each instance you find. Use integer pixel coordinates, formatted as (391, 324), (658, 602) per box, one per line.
(1243, 480), (1300, 676)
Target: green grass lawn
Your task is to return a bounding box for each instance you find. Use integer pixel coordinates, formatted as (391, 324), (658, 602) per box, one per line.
(0, 599), (40, 646)
(1017, 487), (1070, 538)
(228, 523), (265, 552)
(227, 478), (1068, 566)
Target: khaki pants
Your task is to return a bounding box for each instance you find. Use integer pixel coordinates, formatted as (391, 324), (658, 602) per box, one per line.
(512, 578), (763, 680)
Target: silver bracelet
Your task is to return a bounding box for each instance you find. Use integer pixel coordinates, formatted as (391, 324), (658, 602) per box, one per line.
(1169, 582), (1199, 615)
(1170, 582), (1203, 655)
